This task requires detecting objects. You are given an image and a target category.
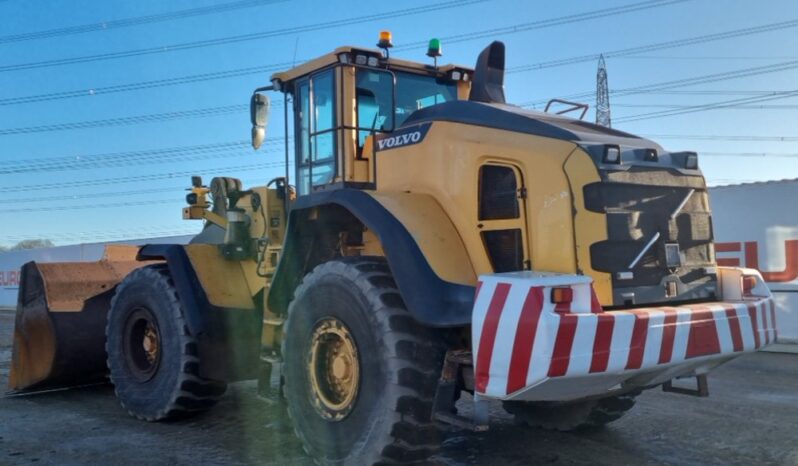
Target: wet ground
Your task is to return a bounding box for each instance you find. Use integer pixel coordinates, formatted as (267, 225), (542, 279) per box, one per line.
(1, 308), (797, 465)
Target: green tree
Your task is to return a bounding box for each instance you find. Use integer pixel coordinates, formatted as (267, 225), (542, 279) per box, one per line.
(10, 239), (55, 250)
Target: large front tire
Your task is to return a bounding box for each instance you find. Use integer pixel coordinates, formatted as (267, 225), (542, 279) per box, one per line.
(106, 265), (226, 421)
(282, 257), (446, 465)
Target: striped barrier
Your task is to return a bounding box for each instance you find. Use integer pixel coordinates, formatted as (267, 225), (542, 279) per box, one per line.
(472, 270), (776, 401)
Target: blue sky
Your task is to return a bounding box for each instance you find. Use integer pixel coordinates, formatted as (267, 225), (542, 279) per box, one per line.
(1, 0), (797, 247)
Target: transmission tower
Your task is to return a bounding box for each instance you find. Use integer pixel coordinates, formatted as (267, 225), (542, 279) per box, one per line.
(596, 54), (611, 127)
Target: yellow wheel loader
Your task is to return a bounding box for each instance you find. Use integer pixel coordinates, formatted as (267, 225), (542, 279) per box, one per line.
(9, 34), (778, 465)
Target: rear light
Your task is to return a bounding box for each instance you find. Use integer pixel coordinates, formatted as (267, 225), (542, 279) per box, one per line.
(551, 287), (573, 305)
(742, 275), (757, 296)
(603, 145), (621, 164)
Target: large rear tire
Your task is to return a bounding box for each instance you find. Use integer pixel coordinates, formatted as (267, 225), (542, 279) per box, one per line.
(106, 265), (226, 421)
(282, 257), (446, 465)
(503, 392), (639, 432)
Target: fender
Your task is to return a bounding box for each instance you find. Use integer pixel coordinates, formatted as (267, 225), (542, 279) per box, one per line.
(268, 189), (476, 327)
(137, 244), (262, 381)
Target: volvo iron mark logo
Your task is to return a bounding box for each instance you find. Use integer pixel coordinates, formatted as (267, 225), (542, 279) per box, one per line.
(375, 123), (431, 151)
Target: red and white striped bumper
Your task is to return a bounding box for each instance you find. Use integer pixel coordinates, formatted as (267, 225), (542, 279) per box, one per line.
(472, 269), (776, 401)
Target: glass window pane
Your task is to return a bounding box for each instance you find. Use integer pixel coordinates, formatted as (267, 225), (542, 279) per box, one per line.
(394, 72), (457, 127)
(313, 71), (334, 132)
(312, 133), (334, 163)
(298, 166), (310, 195)
(311, 161), (335, 187)
(297, 82), (310, 164)
(356, 70), (394, 135)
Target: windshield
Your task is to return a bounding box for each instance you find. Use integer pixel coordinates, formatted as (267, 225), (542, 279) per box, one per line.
(356, 69), (457, 145)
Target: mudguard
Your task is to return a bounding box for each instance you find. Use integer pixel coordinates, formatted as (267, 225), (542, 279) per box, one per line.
(137, 244), (263, 381)
(268, 189), (476, 327)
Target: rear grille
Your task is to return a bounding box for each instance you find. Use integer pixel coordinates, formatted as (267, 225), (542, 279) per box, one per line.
(479, 165), (519, 220)
(584, 168), (717, 305)
(482, 229), (524, 273)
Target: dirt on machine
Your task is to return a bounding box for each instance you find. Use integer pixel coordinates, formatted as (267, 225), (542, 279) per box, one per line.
(8, 32), (778, 465)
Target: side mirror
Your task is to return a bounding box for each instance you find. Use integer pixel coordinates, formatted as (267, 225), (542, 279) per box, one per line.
(250, 92), (270, 150)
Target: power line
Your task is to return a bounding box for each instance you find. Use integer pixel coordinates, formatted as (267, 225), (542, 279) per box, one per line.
(2, 161), (289, 192)
(615, 89), (798, 96)
(0, 173), (280, 212)
(0, 0), (484, 73)
(394, 0), (689, 51)
(506, 18), (798, 73)
(641, 133), (798, 142)
(617, 55), (798, 60)
(0, 176), (267, 205)
(615, 90), (798, 123)
(7, 140), (249, 168)
(1, 138), (291, 174)
(0, 198), (178, 213)
(0, 63), (290, 106)
(700, 152), (798, 158)
(0, 186), (184, 205)
(0, 0), (712, 106)
(0, 0), (287, 45)
(615, 102), (798, 109)
(521, 58), (798, 107)
(0, 104), (248, 136)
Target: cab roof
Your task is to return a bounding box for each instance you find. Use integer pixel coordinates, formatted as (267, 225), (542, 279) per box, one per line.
(270, 45), (473, 84)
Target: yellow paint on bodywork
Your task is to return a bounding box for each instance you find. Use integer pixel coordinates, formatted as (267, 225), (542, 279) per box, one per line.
(368, 191), (475, 285)
(563, 148), (612, 304)
(375, 121), (580, 282)
(185, 244), (257, 310)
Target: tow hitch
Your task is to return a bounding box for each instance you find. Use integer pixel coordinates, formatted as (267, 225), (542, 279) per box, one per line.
(432, 350), (489, 432)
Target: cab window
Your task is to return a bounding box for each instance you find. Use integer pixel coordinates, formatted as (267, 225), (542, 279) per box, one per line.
(356, 69), (394, 147)
(296, 69), (336, 195)
(355, 69), (457, 147)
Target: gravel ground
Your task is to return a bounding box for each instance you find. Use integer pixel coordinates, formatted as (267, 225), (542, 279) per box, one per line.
(1, 308), (797, 466)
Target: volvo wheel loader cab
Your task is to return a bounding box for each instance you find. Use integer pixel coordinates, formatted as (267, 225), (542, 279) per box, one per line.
(9, 33), (778, 466)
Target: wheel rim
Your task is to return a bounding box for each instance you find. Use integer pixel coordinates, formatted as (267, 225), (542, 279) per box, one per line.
(307, 317), (360, 421)
(123, 307), (161, 382)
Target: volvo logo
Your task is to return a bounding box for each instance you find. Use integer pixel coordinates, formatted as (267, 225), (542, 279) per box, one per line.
(374, 123), (431, 151)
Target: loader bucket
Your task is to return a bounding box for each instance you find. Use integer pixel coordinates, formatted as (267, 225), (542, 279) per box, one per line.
(8, 245), (152, 393)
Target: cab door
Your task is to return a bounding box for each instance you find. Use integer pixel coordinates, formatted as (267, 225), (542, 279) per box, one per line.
(477, 162), (530, 272)
(295, 69), (337, 195)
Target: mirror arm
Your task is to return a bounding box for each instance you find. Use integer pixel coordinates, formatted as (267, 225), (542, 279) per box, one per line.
(253, 85), (274, 94)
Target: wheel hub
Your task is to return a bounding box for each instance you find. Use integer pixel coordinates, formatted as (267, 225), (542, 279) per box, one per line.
(123, 307), (161, 382)
(307, 317), (360, 421)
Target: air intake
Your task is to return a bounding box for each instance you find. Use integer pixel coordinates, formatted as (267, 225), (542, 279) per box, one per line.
(469, 41), (506, 104)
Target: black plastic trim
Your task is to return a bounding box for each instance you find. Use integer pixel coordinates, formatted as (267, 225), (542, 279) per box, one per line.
(268, 189), (476, 327)
(401, 100), (642, 143)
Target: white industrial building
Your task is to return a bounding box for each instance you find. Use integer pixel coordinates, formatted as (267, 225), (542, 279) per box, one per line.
(0, 235), (192, 309)
(710, 179), (798, 346)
